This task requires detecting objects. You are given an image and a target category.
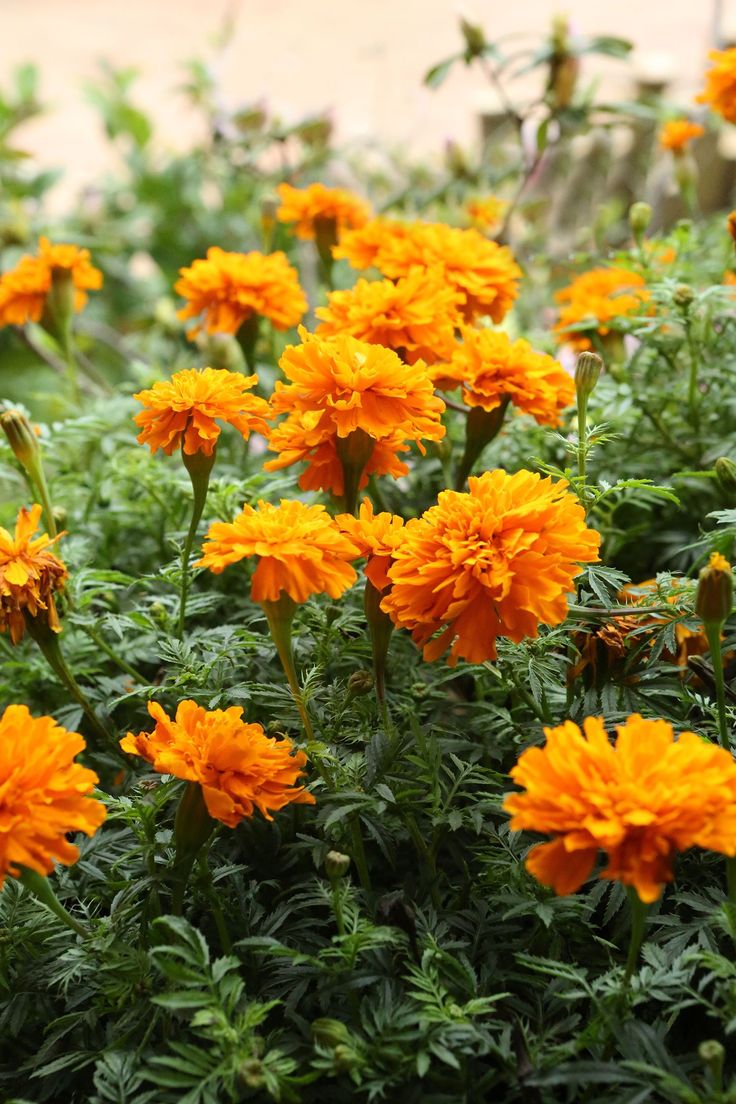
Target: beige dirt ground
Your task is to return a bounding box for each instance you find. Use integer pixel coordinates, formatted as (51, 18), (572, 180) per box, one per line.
(0, 0), (726, 205)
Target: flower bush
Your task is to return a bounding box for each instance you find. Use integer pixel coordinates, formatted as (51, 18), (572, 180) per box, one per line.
(3, 16), (736, 1104)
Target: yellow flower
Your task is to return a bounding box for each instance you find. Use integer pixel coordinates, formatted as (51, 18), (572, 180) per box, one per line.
(381, 470), (600, 665)
(0, 237), (102, 328)
(0, 704), (106, 888)
(175, 247), (307, 338)
(133, 367), (269, 456)
(197, 499), (360, 604)
(276, 182), (371, 241)
(0, 504), (67, 644)
(505, 714), (736, 902)
(122, 699), (315, 826)
(697, 48), (736, 124)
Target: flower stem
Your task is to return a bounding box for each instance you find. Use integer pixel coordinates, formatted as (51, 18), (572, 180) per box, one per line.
(704, 622), (730, 751)
(454, 400), (509, 490)
(80, 624), (147, 684)
(262, 593), (314, 741)
(18, 867), (89, 938)
(178, 447), (215, 639)
(622, 887), (648, 987)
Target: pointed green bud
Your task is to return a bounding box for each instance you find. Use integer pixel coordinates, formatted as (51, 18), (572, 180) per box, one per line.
(460, 15), (486, 58)
(574, 351), (603, 399)
(673, 283), (694, 310)
(715, 457), (736, 498)
(629, 201), (652, 243)
(695, 553), (733, 629)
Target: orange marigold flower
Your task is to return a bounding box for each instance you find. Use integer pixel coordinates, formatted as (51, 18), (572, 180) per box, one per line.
(620, 576), (708, 669)
(0, 703), (106, 888)
(382, 469), (600, 665)
(133, 367), (270, 456)
(175, 247), (307, 338)
(659, 119), (704, 152)
(439, 327), (575, 426)
(0, 236), (102, 328)
(466, 196), (508, 232)
(337, 498), (406, 591)
(276, 182), (371, 241)
(197, 499), (360, 604)
(0, 504), (67, 645)
(334, 218), (521, 322)
(315, 270), (464, 364)
(121, 699), (315, 827)
(554, 266), (648, 350)
(696, 48), (736, 124)
(504, 714), (736, 903)
(264, 329), (445, 496)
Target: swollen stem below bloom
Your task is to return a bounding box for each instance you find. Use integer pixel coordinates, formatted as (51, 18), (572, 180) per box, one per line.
(454, 399), (509, 490)
(178, 445), (216, 638)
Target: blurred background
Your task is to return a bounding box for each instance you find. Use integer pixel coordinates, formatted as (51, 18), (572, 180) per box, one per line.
(0, 0), (729, 204)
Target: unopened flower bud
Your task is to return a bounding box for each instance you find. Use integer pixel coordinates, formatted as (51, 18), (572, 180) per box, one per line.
(460, 15), (487, 58)
(574, 351), (603, 399)
(715, 457), (736, 498)
(629, 201), (652, 243)
(1, 409), (40, 469)
(673, 283), (694, 310)
(347, 670), (374, 699)
(311, 1017), (352, 1049)
(699, 1039), (725, 1085)
(325, 850), (351, 879)
(202, 333), (246, 373)
(52, 505), (67, 528)
(154, 297), (179, 331)
(695, 553), (733, 628)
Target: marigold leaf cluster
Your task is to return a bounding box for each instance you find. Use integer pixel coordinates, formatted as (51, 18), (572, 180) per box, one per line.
(334, 218), (521, 322)
(0, 504), (67, 644)
(133, 367), (270, 456)
(696, 48), (736, 124)
(197, 498), (360, 604)
(554, 265), (648, 349)
(0, 236), (102, 328)
(0, 704), (106, 887)
(276, 182), (371, 241)
(175, 247), (307, 337)
(337, 498), (406, 591)
(121, 700), (315, 826)
(264, 329), (445, 495)
(505, 714), (736, 903)
(381, 469), (600, 665)
(437, 326), (576, 426)
(315, 270), (464, 364)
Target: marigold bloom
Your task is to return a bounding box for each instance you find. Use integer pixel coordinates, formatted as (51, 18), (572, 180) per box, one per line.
(696, 48), (736, 124)
(133, 367), (270, 456)
(466, 196), (508, 232)
(197, 498), (360, 604)
(334, 218), (521, 322)
(175, 247), (307, 338)
(0, 704), (106, 888)
(0, 236), (102, 328)
(315, 270), (464, 364)
(264, 329), (445, 495)
(276, 182), (371, 241)
(554, 266), (648, 350)
(0, 504), (67, 644)
(121, 700), (315, 827)
(382, 470), (600, 665)
(659, 119), (704, 152)
(504, 714), (736, 903)
(337, 498), (405, 591)
(439, 327), (575, 426)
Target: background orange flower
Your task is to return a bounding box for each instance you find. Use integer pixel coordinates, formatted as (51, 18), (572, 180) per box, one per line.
(697, 48), (736, 124)
(276, 182), (371, 240)
(554, 266), (648, 350)
(659, 119), (704, 152)
(0, 236), (102, 327)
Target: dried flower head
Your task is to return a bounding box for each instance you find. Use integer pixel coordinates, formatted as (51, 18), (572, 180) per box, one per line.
(264, 329), (445, 495)
(336, 498), (406, 591)
(276, 182), (371, 241)
(554, 266), (648, 350)
(382, 469), (600, 665)
(659, 119), (704, 152)
(504, 714), (736, 902)
(0, 237), (102, 328)
(334, 218), (521, 322)
(175, 247), (307, 338)
(438, 327), (575, 426)
(315, 270), (464, 364)
(133, 367), (270, 456)
(121, 700), (315, 826)
(0, 704), (106, 888)
(197, 499), (360, 604)
(0, 504), (67, 644)
(697, 48), (736, 124)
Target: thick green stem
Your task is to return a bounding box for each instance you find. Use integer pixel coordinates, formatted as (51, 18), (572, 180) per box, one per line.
(454, 400), (509, 490)
(336, 428), (375, 518)
(236, 314), (260, 375)
(178, 447), (215, 638)
(171, 782), (216, 915)
(622, 887), (648, 987)
(704, 622), (730, 751)
(577, 392), (588, 495)
(262, 593), (314, 741)
(363, 581), (394, 712)
(18, 867), (89, 938)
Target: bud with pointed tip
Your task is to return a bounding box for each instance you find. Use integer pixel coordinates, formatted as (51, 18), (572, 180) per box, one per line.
(696, 552), (733, 629)
(325, 851), (351, 879)
(1, 409), (40, 470)
(629, 201), (652, 244)
(460, 16), (486, 58)
(715, 457), (736, 499)
(574, 351), (603, 400)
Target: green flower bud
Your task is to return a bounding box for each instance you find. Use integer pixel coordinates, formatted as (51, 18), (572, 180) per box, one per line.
(629, 201), (652, 242)
(325, 850), (351, 879)
(0, 409), (40, 470)
(673, 283), (694, 310)
(699, 1039), (725, 1087)
(202, 333), (246, 373)
(460, 16), (487, 58)
(695, 553), (733, 629)
(574, 352), (603, 399)
(347, 670), (374, 699)
(715, 457), (736, 498)
(311, 1017), (352, 1049)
